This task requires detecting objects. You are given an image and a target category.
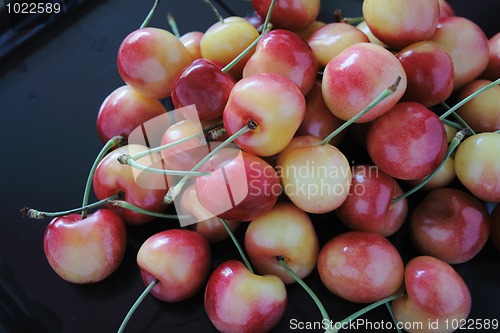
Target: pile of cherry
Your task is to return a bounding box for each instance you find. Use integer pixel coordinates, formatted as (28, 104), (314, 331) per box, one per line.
(22, 0), (500, 332)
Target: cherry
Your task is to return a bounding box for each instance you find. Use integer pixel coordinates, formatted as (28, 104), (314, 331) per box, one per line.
(307, 22), (369, 68)
(335, 165), (408, 237)
(43, 209), (127, 284)
(293, 20), (326, 41)
(362, 0), (439, 50)
(243, 29), (318, 95)
(96, 85), (167, 143)
(179, 31), (204, 60)
(391, 256), (472, 333)
(317, 231), (405, 303)
(117, 27), (192, 99)
(438, 0), (455, 18)
(396, 41), (454, 107)
(405, 156), (456, 192)
(355, 21), (387, 47)
(251, 0), (320, 31)
(244, 202), (319, 284)
(366, 101), (447, 180)
(204, 260), (287, 333)
(481, 32), (500, 81)
(322, 42), (407, 123)
(410, 187), (490, 264)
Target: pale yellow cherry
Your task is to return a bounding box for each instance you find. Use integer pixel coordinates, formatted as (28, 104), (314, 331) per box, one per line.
(179, 31), (204, 60)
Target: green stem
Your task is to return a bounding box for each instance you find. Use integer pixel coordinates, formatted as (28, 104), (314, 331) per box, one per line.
(164, 122), (254, 204)
(221, 0), (276, 74)
(21, 194), (120, 219)
(82, 136), (124, 219)
(167, 12), (180, 38)
(120, 156), (209, 177)
(441, 118), (463, 130)
(219, 218), (254, 273)
(202, 0), (224, 24)
(129, 132), (200, 160)
(320, 76), (401, 145)
(107, 200), (191, 220)
(117, 279), (158, 333)
(140, 0), (160, 29)
(277, 257), (333, 333)
(332, 291), (405, 333)
(391, 129), (471, 204)
(440, 102), (475, 135)
(439, 78), (500, 121)
(385, 302), (403, 333)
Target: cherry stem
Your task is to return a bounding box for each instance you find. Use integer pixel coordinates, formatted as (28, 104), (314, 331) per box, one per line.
(439, 78), (500, 121)
(331, 291), (405, 333)
(140, 0), (160, 29)
(107, 200), (192, 220)
(202, 0), (224, 24)
(119, 155), (209, 177)
(277, 257), (333, 333)
(164, 122), (254, 204)
(219, 218), (254, 273)
(440, 102), (475, 135)
(21, 194), (120, 219)
(441, 118), (463, 130)
(385, 302), (403, 333)
(221, 0), (276, 74)
(167, 12), (180, 38)
(117, 279), (158, 333)
(82, 136), (125, 219)
(320, 76), (401, 146)
(333, 9), (364, 25)
(391, 128), (472, 204)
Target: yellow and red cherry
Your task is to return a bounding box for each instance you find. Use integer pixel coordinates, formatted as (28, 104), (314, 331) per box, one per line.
(244, 202), (319, 284)
(179, 183), (240, 243)
(366, 102), (447, 180)
(243, 29), (318, 95)
(278, 139), (351, 214)
(43, 209), (127, 284)
(410, 188), (490, 264)
(295, 82), (346, 146)
(456, 79), (500, 132)
(317, 231), (405, 303)
(223, 73), (306, 157)
(200, 16), (259, 78)
(179, 31), (204, 60)
(355, 21), (387, 47)
(335, 165), (408, 237)
(363, 0), (439, 50)
(322, 43), (407, 123)
(481, 32), (500, 81)
(195, 148), (280, 222)
(96, 85), (166, 144)
(454, 132), (500, 202)
(430, 16), (490, 90)
(391, 256), (471, 333)
(117, 27), (192, 99)
(93, 144), (168, 224)
(406, 156), (456, 191)
(251, 0), (320, 31)
(307, 22), (369, 68)
(293, 20), (326, 40)
(136, 229), (211, 302)
(204, 260), (287, 333)
(396, 41), (454, 107)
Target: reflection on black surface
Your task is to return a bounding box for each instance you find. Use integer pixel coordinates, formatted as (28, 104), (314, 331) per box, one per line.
(0, 261), (61, 333)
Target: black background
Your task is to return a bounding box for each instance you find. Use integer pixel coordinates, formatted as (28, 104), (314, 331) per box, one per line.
(0, 1), (499, 332)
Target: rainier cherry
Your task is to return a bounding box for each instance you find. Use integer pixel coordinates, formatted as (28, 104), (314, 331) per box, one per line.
(117, 27), (192, 99)
(391, 256), (472, 333)
(179, 31), (204, 60)
(204, 260), (287, 333)
(482, 32), (500, 81)
(251, 0), (320, 31)
(44, 209), (127, 284)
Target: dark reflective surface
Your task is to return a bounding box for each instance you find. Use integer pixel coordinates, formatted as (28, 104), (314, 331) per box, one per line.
(1, 1), (499, 332)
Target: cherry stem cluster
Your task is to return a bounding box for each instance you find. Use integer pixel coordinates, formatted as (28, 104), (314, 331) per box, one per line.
(221, 0), (276, 74)
(439, 78), (500, 122)
(219, 218), (254, 273)
(320, 76), (401, 145)
(117, 279), (159, 333)
(331, 291), (405, 333)
(440, 102), (475, 135)
(107, 200), (191, 220)
(140, 0), (160, 29)
(164, 122), (254, 204)
(334, 9), (364, 25)
(391, 128), (471, 204)
(82, 135), (125, 219)
(21, 194), (121, 219)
